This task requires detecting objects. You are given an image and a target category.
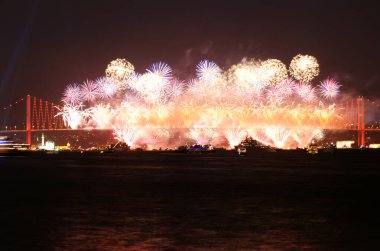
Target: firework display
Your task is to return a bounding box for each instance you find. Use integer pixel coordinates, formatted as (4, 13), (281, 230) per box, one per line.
(59, 55), (343, 149)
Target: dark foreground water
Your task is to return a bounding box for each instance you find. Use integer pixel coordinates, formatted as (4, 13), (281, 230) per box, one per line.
(1, 150), (380, 250)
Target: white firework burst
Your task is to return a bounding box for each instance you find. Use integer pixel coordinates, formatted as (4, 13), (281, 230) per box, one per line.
(294, 83), (317, 103)
(196, 60), (221, 82)
(319, 78), (340, 99)
(147, 62), (173, 82)
(63, 83), (82, 105)
(167, 79), (185, 99)
(96, 77), (119, 99)
(80, 80), (99, 103)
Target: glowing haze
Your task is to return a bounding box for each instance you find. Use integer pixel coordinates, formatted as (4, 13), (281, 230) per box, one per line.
(59, 54), (343, 149)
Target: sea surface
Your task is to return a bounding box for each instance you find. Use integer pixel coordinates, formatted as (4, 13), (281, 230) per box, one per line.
(1, 150), (380, 250)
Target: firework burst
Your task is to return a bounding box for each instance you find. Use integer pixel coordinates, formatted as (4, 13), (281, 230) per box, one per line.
(166, 79), (185, 99)
(113, 124), (140, 148)
(80, 80), (99, 102)
(57, 102), (87, 129)
(319, 78), (340, 99)
(225, 125), (247, 149)
(105, 58), (134, 85)
(187, 127), (218, 145)
(294, 83), (317, 103)
(147, 62), (173, 82)
(87, 104), (115, 129)
(289, 54), (319, 82)
(260, 59), (288, 85)
(63, 83), (82, 105)
(196, 60), (221, 83)
(265, 126), (292, 148)
(96, 77), (119, 99)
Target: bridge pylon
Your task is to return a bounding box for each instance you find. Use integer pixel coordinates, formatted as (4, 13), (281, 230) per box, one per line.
(356, 97), (365, 147)
(26, 95), (31, 145)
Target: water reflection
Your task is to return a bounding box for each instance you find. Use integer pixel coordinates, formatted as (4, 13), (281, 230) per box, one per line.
(1, 151), (380, 250)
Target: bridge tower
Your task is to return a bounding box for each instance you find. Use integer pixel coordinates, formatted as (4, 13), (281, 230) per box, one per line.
(356, 97), (365, 147)
(26, 95), (31, 145)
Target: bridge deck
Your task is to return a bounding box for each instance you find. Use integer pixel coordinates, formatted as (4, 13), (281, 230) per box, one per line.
(1, 128), (380, 134)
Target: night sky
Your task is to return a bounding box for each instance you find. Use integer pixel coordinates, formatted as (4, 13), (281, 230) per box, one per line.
(1, 0), (380, 108)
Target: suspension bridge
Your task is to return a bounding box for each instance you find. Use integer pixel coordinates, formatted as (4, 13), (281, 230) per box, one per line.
(0, 95), (69, 144)
(0, 95), (379, 147)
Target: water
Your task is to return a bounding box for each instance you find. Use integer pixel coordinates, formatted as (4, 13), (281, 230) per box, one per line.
(1, 150), (380, 250)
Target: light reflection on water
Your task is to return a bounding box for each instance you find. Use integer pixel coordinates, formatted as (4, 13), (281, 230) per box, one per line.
(1, 151), (380, 250)
(47, 194), (324, 250)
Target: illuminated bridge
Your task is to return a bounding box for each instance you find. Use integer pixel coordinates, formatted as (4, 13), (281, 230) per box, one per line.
(0, 95), (379, 147)
(0, 95), (68, 144)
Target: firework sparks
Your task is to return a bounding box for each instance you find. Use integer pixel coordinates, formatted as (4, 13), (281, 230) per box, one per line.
(289, 54), (319, 82)
(59, 54), (343, 149)
(196, 60), (221, 83)
(140, 127), (170, 149)
(225, 125), (247, 149)
(167, 79), (185, 99)
(57, 103), (87, 129)
(294, 83), (317, 103)
(276, 78), (295, 97)
(87, 104), (115, 129)
(147, 62), (173, 82)
(319, 78), (340, 99)
(265, 127), (292, 148)
(96, 77), (119, 99)
(125, 72), (142, 91)
(63, 83), (82, 105)
(292, 128), (324, 148)
(134, 72), (170, 104)
(187, 127), (218, 145)
(113, 124), (140, 148)
(230, 60), (266, 93)
(260, 59), (288, 85)
(80, 80), (99, 102)
(105, 58), (134, 86)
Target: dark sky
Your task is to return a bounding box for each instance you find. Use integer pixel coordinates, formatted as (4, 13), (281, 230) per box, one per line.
(1, 0), (380, 107)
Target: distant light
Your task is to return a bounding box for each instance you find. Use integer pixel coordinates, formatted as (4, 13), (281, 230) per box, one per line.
(369, 144), (380, 149)
(40, 141), (55, 151)
(336, 140), (355, 149)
